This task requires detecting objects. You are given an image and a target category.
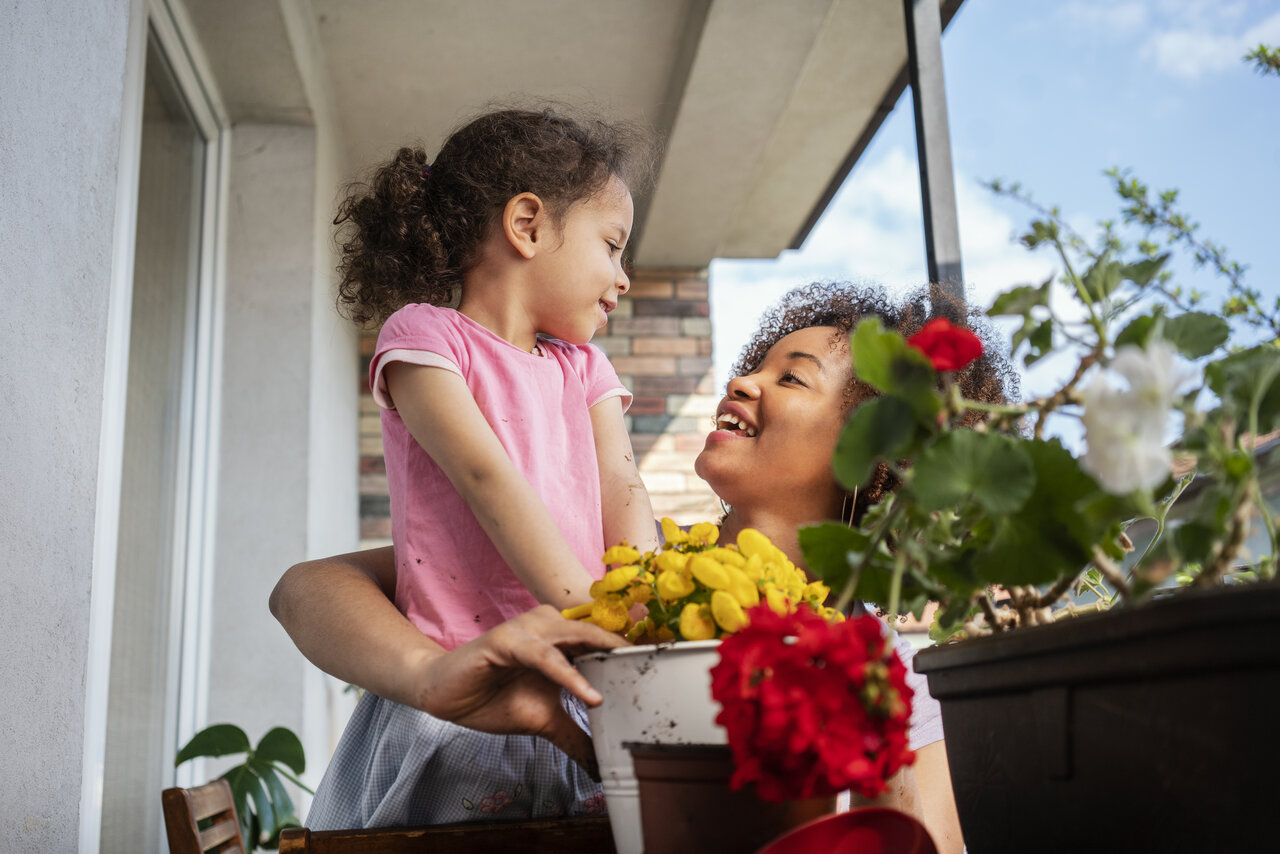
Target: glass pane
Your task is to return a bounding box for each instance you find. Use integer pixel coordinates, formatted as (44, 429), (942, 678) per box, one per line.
(101, 29), (204, 854)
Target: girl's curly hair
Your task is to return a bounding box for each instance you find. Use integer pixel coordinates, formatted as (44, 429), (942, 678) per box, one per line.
(334, 107), (653, 327)
(731, 281), (1019, 522)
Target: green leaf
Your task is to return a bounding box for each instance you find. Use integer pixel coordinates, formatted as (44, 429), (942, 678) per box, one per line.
(975, 440), (1115, 586)
(987, 278), (1051, 317)
(244, 769), (274, 847)
(1024, 318), (1054, 366)
(1119, 253), (1169, 286)
(1081, 254), (1123, 303)
(221, 764), (257, 846)
(832, 396), (915, 490)
(911, 432), (1036, 515)
(1174, 521), (1217, 565)
(1115, 312), (1158, 350)
(850, 318), (940, 420)
(798, 522), (870, 594)
(175, 724), (251, 766)
(1205, 345), (1280, 432)
(249, 759), (296, 835)
(1162, 311), (1230, 359)
(255, 727), (306, 775)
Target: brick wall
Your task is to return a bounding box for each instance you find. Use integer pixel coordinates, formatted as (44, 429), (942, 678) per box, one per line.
(357, 267), (721, 549)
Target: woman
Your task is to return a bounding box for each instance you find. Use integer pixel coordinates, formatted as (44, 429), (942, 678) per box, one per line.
(272, 282), (1009, 853)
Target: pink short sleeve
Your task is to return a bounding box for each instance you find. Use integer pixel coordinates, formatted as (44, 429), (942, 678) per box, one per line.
(370, 304), (467, 408)
(579, 342), (632, 412)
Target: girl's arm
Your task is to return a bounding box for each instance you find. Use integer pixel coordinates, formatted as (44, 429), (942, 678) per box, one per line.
(589, 396), (659, 554)
(386, 361), (597, 609)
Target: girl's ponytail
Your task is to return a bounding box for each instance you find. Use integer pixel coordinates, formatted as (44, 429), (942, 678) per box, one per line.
(334, 147), (453, 327)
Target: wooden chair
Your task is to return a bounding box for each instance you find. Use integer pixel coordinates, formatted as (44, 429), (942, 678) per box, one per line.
(278, 816), (615, 853)
(162, 779), (247, 854)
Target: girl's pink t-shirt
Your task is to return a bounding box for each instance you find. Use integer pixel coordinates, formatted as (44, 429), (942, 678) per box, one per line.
(370, 304), (630, 649)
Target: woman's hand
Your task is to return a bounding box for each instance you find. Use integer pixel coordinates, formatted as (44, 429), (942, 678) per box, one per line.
(417, 605), (627, 779)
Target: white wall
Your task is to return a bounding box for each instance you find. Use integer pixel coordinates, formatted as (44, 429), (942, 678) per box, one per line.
(207, 114), (359, 802)
(0, 0), (133, 849)
(208, 123), (323, 743)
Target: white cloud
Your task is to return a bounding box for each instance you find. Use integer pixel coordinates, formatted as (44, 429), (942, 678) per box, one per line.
(709, 145), (1073, 390)
(1144, 8), (1280, 80)
(1059, 1), (1148, 33)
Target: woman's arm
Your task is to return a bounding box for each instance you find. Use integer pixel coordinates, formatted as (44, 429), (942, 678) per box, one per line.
(849, 743), (963, 854)
(912, 740), (963, 854)
(386, 362), (598, 609)
(589, 396), (659, 556)
(268, 546), (443, 708)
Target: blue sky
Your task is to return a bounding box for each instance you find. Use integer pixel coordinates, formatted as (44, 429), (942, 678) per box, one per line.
(710, 0), (1280, 414)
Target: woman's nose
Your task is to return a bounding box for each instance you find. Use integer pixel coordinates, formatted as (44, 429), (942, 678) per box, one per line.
(726, 373), (760, 399)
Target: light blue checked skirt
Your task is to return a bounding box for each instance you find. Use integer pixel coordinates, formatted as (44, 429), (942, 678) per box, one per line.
(306, 689), (605, 829)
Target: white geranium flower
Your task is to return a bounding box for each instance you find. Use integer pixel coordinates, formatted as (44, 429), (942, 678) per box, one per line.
(1108, 340), (1195, 415)
(1079, 342), (1192, 495)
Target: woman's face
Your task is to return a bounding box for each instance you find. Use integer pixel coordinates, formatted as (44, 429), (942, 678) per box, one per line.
(695, 325), (855, 514)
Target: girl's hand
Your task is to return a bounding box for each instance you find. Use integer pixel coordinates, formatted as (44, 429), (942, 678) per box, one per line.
(417, 605), (628, 779)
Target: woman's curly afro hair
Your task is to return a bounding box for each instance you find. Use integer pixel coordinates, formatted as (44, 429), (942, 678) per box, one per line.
(730, 281), (1019, 522)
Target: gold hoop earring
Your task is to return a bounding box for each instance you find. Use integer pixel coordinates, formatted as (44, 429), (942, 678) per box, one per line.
(841, 486), (859, 527)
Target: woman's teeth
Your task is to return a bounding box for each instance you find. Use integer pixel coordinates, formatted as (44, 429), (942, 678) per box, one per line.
(715, 413), (757, 437)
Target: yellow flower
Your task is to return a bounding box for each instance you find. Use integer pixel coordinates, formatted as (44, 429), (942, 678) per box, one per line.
(710, 590), (748, 632)
(657, 569), (695, 600)
(602, 545), (642, 565)
(804, 580), (831, 606)
(625, 617), (654, 643)
(741, 553), (764, 581)
(561, 602), (593, 620)
(679, 603), (717, 640)
(654, 550), (690, 574)
(764, 586), (790, 616)
(630, 584), (653, 605)
(737, 528), (781, 562)
(704, 547), (746, 568)
(725, 566), (760, 608)
(660, 517), (689, 546)
(589, 565), (640, 597)
(688, 521), (720, 545)
(590, 595), (631, 632)
(689, 555), (731, 590)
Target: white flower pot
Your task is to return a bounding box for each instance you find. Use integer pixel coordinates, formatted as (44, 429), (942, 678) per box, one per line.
(574, 640), (726, 854)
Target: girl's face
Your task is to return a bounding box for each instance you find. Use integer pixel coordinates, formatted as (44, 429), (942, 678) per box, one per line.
(531, 175), (633, 345)
(695, 325), (855, 515)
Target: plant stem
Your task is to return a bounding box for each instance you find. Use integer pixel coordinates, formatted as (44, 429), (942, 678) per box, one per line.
(835, 499), (902, 613)
(1092, 546), (1132, 599)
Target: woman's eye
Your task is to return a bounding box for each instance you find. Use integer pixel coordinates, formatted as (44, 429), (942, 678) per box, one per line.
(780, 371), (804, 385)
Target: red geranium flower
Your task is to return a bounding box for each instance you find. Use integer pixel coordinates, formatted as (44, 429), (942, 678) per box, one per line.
(907, 318), (983, 372)
(710, 605), (915, 803)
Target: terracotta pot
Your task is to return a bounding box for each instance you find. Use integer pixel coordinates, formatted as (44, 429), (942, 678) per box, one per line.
(628, 744), (835, 854)
(913, 582), (1280, 853)
(574, 641), (726, 854)
(757, 807), (938, 854)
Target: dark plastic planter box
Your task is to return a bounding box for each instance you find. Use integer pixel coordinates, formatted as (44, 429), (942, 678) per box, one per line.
(913, 582), (1280, 853)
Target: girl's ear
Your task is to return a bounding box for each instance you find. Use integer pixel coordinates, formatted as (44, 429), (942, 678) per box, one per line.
(502, 192), (548, 260)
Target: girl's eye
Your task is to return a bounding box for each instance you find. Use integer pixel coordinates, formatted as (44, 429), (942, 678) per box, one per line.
(607, 241), (622, 255)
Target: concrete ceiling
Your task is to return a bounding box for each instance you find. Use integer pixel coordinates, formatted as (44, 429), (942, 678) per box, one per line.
(189, 0), (964, 269)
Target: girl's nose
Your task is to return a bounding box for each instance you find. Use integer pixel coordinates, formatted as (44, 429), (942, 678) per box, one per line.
(615, 264), (630, 295)
(726, 373), (760, 400)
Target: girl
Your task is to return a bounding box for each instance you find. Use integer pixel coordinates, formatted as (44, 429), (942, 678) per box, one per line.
(305, 108), (658, 828)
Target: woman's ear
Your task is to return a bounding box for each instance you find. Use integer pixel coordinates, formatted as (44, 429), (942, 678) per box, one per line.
(502, 192), (548, 260)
